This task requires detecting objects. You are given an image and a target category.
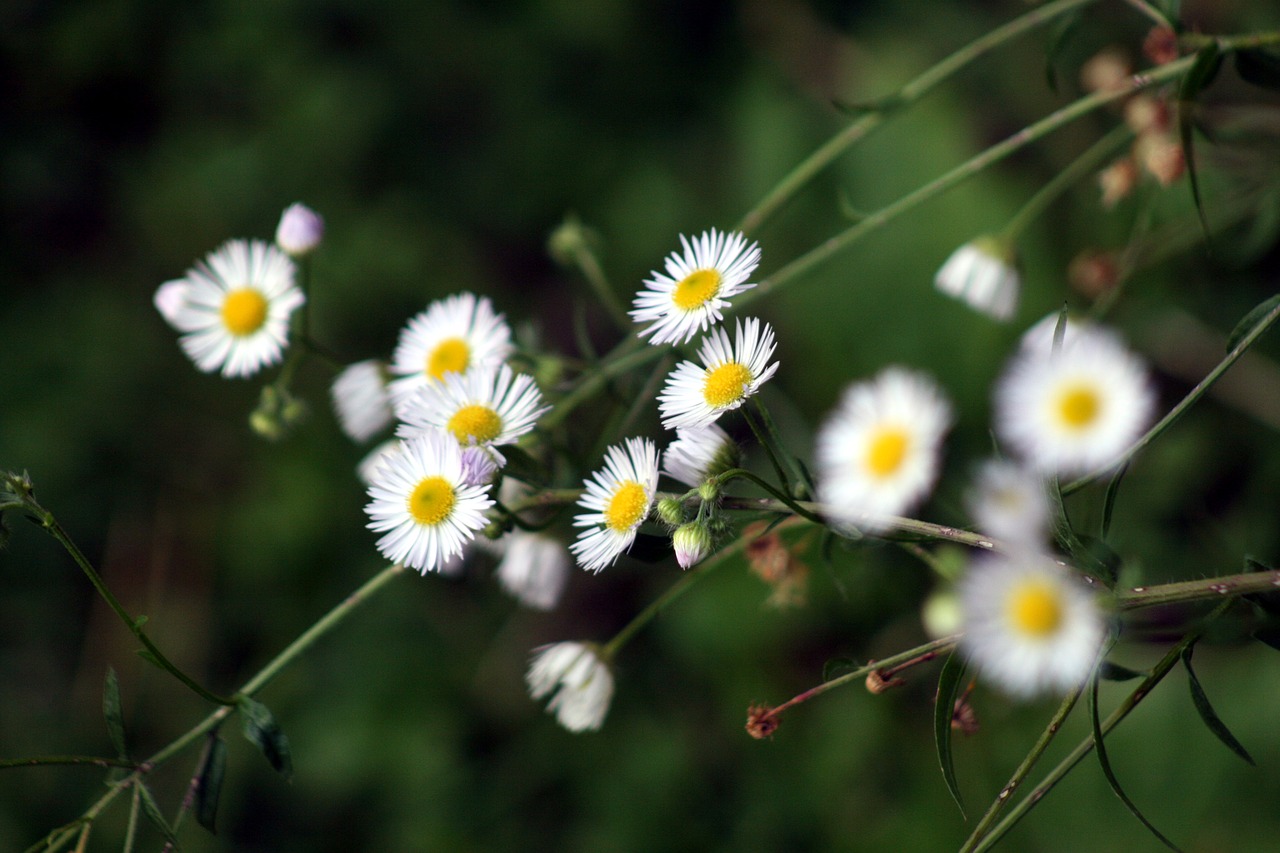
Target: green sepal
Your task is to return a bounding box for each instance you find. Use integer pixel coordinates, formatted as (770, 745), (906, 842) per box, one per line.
(238, 696), (293, 780)
(1180, 645), (1255, 766)
(1225, 294), (1280, 352)
(1097, 661), (1145, 681)
(1089, 673), (1184, 851)
(103, 668), (128, 761)
(137, 782), (180, 849)
(1235, 49), (1280, 91)
(195, 733), (228, 833)
(933, 652), (967, 818)
(1178, 44), (1224, 247)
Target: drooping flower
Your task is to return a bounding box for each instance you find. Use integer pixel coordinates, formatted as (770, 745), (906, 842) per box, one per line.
(274, 202), (325, 257)
(959, 552), (1107, 698)
(331, 360), (394, 443)
(496, 531), (571, 611)
(364, 430), (494, 573)
(662, 424), (740, 488)
(397, 364), (547, 452)
(933, 236), (1020, 321)
(965, 459), (1050, 546)
(994, 325), (1155, 476)
(526, 642), (614, 732)
(630, 229), (760, 346)
(571, 438), (660, 573)
(657, 318), (779, 430)
(161, 239), (304, 378)
(814, 367), (953, 532)
(387, 293), (513, 414)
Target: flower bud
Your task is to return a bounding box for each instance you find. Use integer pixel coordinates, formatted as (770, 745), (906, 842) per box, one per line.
(275, 203), (325, 257)
(1143, 26), (1179, 66)
(655, 496), (686, 527)
(933, 236), (1020, 321)
(1135, 132), (1185, 187)
(1098, 157), (1138, 209)
(1079, 48), (1131, 95)
(672, 523), (711, 569)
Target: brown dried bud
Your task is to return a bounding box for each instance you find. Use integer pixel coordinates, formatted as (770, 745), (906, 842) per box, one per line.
(1068, 250), (1121, 300)
(951, 697), (980, 737)
(1123, 94), (1170, 136)
(865, 668), (906, 695)
(1098, 157), (1139, 208)
(745, 705), (780, 740)
(744, 522), (809, 608)
(1143, 26), (1180, 66)
(1135, 131), (1186, 187)
(1080, 48), (1131, 95)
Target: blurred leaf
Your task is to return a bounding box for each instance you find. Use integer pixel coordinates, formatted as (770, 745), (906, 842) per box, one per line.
(1153, 0), (1182, 27)
(1244, 556), (1275, 573)
(103, 668), (127, 761)
(137, 783), (180, 849)
(1179, 44), (1224, 245)
(934, 652), (967, 818)
(1098, 661), (1145, 681)
(238, 696), (293, 780)
(1235, 49), (1280, 91)
(1100, 462), (1129, 540)
(1076, 535), (1122, 586)
(195, 734), (228, 834)
(1043, 12), (1082, 92)
(822, 656), (863, 682)
(1089, 674), (1184, 851)
(1180, 645), (1255, 765)
(1226, 294), (1280, 351)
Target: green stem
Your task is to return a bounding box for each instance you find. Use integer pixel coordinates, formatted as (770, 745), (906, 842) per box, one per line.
(1115, 568), (1280, 610)
(741, 406), (793, 497)
(0, 756), (139, 771)
(1062, 296), (1280, 494)
(1002, 125), (1132, 241)
(738, 52), (1200, 310)
(736, 0), (1102, 234)
(540, 337), (662, 430)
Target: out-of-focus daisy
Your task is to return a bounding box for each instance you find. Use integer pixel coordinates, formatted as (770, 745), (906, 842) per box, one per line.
(526, 642), (614, 732)
(496, 531), (571, 611)
(387, 293), (513, 414)
(814, 367), (952, 532)
(364, 430), (494, 573)
(934, 236), (1020, 321)
(331, 360), (394, 443)
(657, 318), (779, 430)
(965, 459), (1049, 545)
(161, 239), (304, 378)
(398, 364), (547, 452)
(357, 439), (402, 487)
(994, 326), (1155, 476)
(959, 553), (1107, 697)
(275, 202), (325, 257)
(662, 424), (740, 488)
(571, 437), (660, 573)
(630, 229), (760, 346)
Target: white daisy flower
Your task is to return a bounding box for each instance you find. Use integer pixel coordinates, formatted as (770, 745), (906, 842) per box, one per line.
(275, 202), (325, 257)
(496, 531), (571, 611)
(163, 239), (304, 378)
(397, 363), (547, 452)
(387, 293), (514, 414)
(331, 360), (395, 443)
(662, 424), (740, 487)
(527, 642), (614, 732)
(571, 437), (660, 573)
(994, 326), (1155, 476)
(657, 318), (779, 430)
(630, 229), (761, 345)
(959, 552), (1107, 698)
(934, 236), (1020, 321)
(965, 459), (1050, 546)
(364, 430), (495, 573)
(814, 367), (953, 533)
(154, 279), (189, 326)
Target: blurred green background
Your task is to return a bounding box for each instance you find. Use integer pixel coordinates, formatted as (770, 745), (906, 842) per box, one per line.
(4, 0), (1280, 849)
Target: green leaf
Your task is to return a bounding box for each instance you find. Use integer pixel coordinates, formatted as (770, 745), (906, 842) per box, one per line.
(1226, 294), (1280, 352)
(195, 734), (228, 834)
(238, 696), (293, 780)
(933, 652), (967, 818)
(1153, 0), (1181, 27)
(1181, 645), (1256, 766)
(1043, 12), (1082, 92)
(1098, 661), (1145, 681)
(822, 656), (863, 682)
(103, 668), (128, 761)
(136, 648), (162, 670)
(136, 782), (180, 849)
(1178, 44), (1224, 246)
(1235, 49), (1280, 91)
(1089, 674), (1184, 851)
(1100, 462), (1129, 541)
(1076, 535), (1122, 586)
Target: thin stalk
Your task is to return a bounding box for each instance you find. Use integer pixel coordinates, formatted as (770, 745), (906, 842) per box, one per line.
(737, 0), (1102, 234)
(540, 337), (662, 430)
(1002, 125), (1132, 241)
(0, 756), (138, 771)
(741, 405), (793, 498)
(1062, 296), (1280, 494)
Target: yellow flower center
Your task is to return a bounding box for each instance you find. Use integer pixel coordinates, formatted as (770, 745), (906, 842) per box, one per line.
(407, 476), (457, 526)
(1007, 581), (1063, 637)
(1057, 384), (1101, 429)
(447, 404), (503, 445)
(702, 362), (752, 409)
(220, 288), (268, 336)
(672, 269), (721, 310)
(604, 481), (648, 532)
(865, 427), (910, 479)
(426, 337), (471, 380)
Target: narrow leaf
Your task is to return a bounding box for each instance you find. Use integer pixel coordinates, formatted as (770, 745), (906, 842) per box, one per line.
(1043, 13), (1082, 92)
(1181, 645), (1255, 765)
(933, 652), (967, 818)
(1100, 462), (1129, 541)
(103, 668), (128, 761)
(1090, 674), (1184, 851)
(238, 696), (293, 780)
(136, 782), (180, 849)
(1178, 44), (1223, 246)
(1077, 535), (1122, 587)
(195, 734), (228, 834)
(1226, 294), (1280, 352)
(1235, 49), (1280, 91)
(1098, 661), (1145, 681)
(822, 656), (862, 682)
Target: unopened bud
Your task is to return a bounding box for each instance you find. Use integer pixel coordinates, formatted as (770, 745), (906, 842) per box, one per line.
(672, 523), (711, 569)
(952, 696), (980, 736)
(745, 705), (780, 740)
(1123, 95), (1169, 135)
(656, 497), (686, 527)
(275, 203), (324, 257)
(1080, 48), (1131, 95)
(460, 446), (499, 487)
(1068, 250), (1120, 300)
(1098, 157), (1138, 208)
(547, 216), (597, 267)
(1143, 26), (1180, 66)
(1135, 132), (1186, 187)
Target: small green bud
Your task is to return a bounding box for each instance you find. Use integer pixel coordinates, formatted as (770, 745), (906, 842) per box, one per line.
(696, 480), (721, 503)
(656, 497), (686, 527)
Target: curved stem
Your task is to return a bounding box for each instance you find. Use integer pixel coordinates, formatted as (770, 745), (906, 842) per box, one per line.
(1002, 125), (1132, 241)
(736, 0), (1102, 234)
